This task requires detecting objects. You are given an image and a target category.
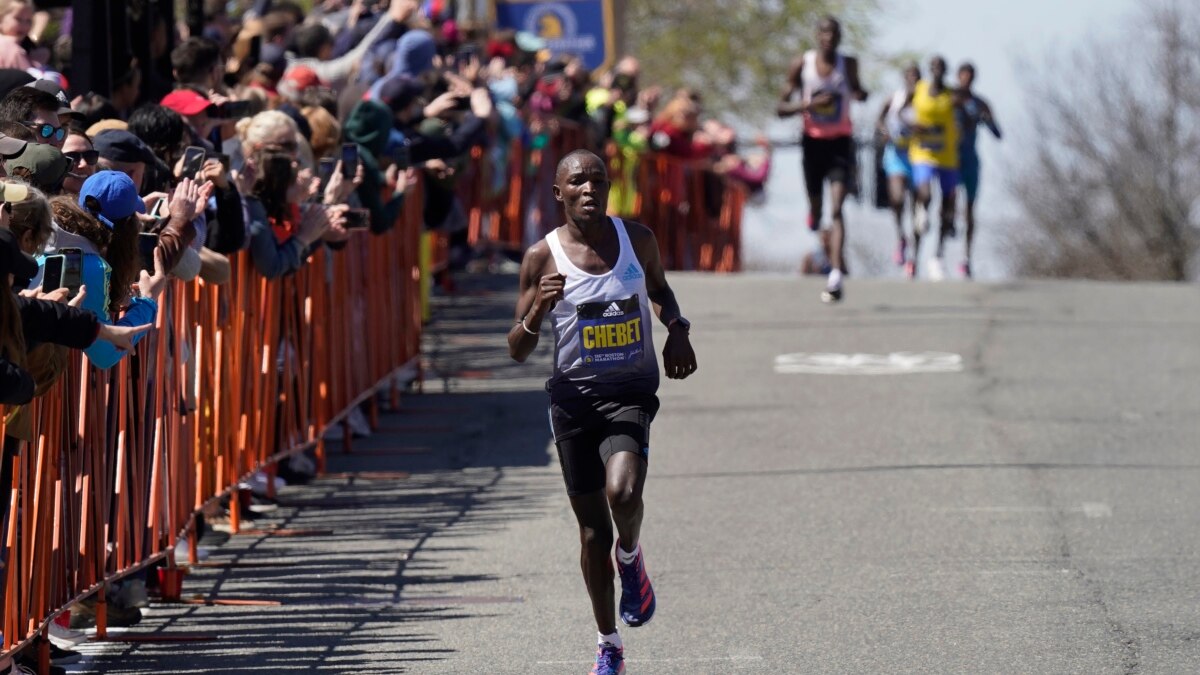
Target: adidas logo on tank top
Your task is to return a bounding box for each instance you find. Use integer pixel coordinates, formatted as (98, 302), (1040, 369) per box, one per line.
(620, 262), (643, 281)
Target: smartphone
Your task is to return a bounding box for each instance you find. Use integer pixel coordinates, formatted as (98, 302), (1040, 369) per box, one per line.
(319, 157), (336, 183)
(392, 144), (410, 171)
(149, 197), (168, 220)
(182, 146), (206, 178)
(343, 208), (370, 230)
(138, 232), (159, 273)
(217, 100), (253, 119)
(340, 143), (358, 179)
(42, 254), (64, 291)
(59, 248), (83, 299)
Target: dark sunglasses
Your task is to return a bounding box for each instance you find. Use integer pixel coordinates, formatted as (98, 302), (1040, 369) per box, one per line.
(25, 122), (66, 143)
(64, 150), (100, 166)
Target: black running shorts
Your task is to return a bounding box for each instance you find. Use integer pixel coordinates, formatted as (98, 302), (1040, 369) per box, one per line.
(549, 394), (660, 497)
(802, 135), (855, 196)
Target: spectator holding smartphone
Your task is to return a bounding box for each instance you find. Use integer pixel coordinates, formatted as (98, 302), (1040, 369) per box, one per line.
(28, 174), (168, 369)
(343, 100), (408, 235)
(235, 111), (339, 278)
(1, 183), (148, 436)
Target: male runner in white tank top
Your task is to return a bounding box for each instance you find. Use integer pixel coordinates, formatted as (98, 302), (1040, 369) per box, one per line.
(777, 15), (868, 303)
(509, 150), (697, 675)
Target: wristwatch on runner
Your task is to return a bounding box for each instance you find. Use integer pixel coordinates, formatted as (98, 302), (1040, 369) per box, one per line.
(667, 316), (691, 334)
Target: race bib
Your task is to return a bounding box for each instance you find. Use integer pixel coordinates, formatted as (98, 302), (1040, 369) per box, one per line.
(809, 90), (844, 123)
(577, 296), (646, 369)
(914, 124), (947, 152)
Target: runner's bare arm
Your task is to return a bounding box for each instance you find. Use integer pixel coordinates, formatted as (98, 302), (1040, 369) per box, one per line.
(776, 57), (806, 118)
(979, 96), (1002, 139)
(627, 223), (682, 326)
(628, 222), (697, 379)
(846, 56), (869, 101)
(508, 241), (561, 362)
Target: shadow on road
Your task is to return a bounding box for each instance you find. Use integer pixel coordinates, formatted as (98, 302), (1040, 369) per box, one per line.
(80, 273), (557, 674)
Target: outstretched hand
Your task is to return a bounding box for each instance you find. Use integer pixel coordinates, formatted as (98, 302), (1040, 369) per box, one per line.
(135, 248), (168, 300)
(97, 322), (154, 351)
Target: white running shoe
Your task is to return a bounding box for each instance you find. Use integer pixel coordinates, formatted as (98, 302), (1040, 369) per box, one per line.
(928, 258), (946, 282)
(47, 622), (87, 648)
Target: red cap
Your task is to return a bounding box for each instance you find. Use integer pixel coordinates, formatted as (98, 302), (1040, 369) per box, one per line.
(281, 66), (322, 92)
(161, 88), (214, 116)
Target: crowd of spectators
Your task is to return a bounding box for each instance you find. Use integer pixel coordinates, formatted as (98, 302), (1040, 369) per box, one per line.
(0, 1), (765, 669)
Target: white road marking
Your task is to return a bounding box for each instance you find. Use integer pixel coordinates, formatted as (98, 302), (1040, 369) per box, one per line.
(1080, 502), (1113, 518)
(774, 351), (963, 375)
(936, 503), (1112, 517)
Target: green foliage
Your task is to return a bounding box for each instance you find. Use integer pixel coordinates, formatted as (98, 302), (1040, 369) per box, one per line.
(625, 0), (879, 121)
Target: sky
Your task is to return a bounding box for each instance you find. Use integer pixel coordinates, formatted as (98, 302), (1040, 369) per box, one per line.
(741, 0), (1136, 278)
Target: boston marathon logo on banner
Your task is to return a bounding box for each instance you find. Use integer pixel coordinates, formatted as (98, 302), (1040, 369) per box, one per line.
(494, 0), (616, 71)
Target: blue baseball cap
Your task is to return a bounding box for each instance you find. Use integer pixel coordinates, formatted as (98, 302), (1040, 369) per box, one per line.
(78, 171), (145, 228)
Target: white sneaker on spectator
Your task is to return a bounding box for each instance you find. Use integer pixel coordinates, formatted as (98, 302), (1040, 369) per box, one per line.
(174, 536), (210, 561)
(928, 258), (946, 281)
(240, 470), (285, 497)
(48, 622), (87, 647)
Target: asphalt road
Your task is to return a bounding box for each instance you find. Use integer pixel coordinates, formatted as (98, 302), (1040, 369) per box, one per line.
(77, 273), (1200, 674)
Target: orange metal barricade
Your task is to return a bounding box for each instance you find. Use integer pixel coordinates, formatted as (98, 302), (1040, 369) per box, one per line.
(631, 152), (744, 272)
(0, 185), (424, 663)
(453, 118), (744, 272)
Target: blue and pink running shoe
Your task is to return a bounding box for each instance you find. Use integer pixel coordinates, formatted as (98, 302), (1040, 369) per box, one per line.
(616, 541), (656, 627)
(590, 641), (625, 674)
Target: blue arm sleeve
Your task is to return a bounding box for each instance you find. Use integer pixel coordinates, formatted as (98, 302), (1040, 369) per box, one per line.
(83, 297), (157, 370)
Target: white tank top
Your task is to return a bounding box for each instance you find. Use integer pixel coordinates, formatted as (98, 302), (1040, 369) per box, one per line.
(801, 49), (854, 139)
(544, 217), (659, 400)
(885, 89), (917, 147)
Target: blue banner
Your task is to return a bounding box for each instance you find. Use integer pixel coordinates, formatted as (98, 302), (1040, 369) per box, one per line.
(494, 0), (615, 71)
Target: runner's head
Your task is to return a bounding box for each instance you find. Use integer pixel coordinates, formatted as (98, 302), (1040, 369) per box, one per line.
(903, 62), (921, 90)
(929, 55), (947, 82)
(553, 150), (609, 228)
(957, 62), (975, 90)
(816, 16), (841, 53)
